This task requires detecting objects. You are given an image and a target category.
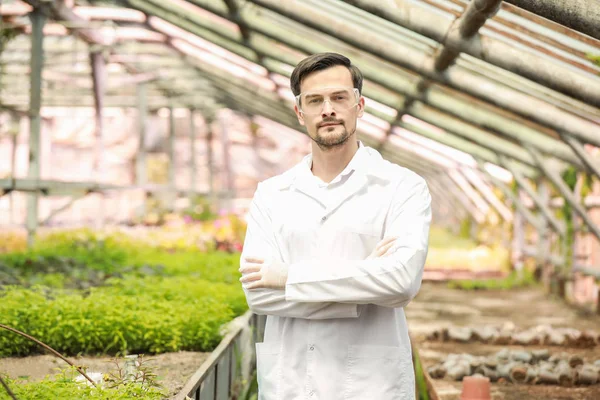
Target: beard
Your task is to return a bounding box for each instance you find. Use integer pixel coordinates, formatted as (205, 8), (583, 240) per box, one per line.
(310, 120), (355, 151)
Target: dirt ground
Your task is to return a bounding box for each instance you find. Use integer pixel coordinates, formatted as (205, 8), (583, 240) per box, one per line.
(407, 282), (600, 400)
(0, 351), (209, 398)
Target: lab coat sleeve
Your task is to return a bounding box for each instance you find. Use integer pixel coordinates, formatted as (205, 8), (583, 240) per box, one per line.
(241, 183), (360, 319)
(285, 176), (432, 308)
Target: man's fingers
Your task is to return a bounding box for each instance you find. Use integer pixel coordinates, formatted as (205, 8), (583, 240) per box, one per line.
(379, 241), (396, 255)
(376, 236), (396, 250)
(243, 257), (265, 264)
(239, 263), (262, 274)
(244, 279), (265, 290)
(240, 272), (262, 283)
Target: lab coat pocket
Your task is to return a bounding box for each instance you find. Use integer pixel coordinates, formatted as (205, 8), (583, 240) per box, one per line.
(274, 211), (316, 262)
(336, 223), (381, 259)
(256, 342), (281, 400)
(344, 345), (414, 400)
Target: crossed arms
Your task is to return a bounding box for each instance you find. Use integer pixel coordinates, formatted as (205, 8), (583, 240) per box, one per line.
(240, 178), (432, 320)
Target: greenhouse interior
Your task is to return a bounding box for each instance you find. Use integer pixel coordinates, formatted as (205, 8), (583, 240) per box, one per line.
(0, 0), (599, 399)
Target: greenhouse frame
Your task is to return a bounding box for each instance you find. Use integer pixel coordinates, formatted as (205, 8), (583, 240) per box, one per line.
(1, 0), (600, 399)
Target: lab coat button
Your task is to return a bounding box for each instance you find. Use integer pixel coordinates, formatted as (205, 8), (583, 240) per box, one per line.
(321, 216), (327, 221)
(309, 391), (315, 396)
(309, 345), (314, 351)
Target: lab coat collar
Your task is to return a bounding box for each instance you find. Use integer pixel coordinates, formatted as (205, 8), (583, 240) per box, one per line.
(273, 141), (389, 197)
(276, 141), (370, 190)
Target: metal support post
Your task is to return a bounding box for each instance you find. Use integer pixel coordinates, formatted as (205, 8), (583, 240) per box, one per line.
(26, 8), (45, 247)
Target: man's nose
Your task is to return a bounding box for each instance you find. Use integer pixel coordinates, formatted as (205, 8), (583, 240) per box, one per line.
(321, 100), (335, 116)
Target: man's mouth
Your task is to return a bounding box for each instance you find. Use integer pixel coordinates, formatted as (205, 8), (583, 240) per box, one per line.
(319, 122), (341, 128)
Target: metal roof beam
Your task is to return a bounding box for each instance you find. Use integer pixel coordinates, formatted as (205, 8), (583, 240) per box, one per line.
(250, 0), (600, 147)
(525, 144), (600, 242)
(503, 0), (600, 41)
(365, 104), (539, 178)
(476, 158), (543, 231)
(384, 131), (511, 221)
(19, 0), (217, 110)
(2, 94), (219, 108)
(168, 0), (589, 168)
(499, 155), (566, 237)
(340, 0), (600, 117)
(433, 0), (503, 71)
(461, 166), (513, 222)
(123, 1), (573, 173)
(221, 0), (287, 108)
(559, 133), (600, 180)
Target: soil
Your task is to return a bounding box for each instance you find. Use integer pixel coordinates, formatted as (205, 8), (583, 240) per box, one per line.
(407, 282), (600, 400)
(0, 351), (209, 398)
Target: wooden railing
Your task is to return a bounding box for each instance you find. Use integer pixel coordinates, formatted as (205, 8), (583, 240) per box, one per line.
(173, 312), (266, 400)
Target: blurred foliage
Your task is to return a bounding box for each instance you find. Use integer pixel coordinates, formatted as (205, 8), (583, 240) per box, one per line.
(429, 226), (475, 249)
(0, 23), (20, 99)
(146, 153), (169, 184)
(560, 166), (578, 270)
(1, 206), (247, 255)
(458, 218), (471, 240)
(0, 228), (247, 358)
(555, 167), (595, 270)
(182, 195), (218, 222)
(427, 226), (511, 272)
(130, 195), (247, 253)
(427, 246), (510, 272)
(0, 228), (244, 288)
(413, 350), (430, 400)
(447, 268), (537, 291)
(0, 26), (19, 50)
(0, 231), (27, 253)
(0, 278), (245, 357)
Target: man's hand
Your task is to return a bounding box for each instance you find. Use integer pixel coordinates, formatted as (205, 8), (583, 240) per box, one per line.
(367, 237), (398, 259)
(239, 257), (289, 290)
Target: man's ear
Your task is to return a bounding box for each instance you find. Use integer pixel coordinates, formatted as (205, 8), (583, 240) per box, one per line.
(357, 96), (365, 118)
(294, 104), (305, 126)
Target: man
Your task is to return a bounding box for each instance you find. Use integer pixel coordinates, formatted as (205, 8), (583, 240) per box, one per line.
(239, 52), (431, 400)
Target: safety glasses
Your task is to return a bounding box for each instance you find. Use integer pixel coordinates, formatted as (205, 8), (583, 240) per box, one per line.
(295, 87), (360, 115)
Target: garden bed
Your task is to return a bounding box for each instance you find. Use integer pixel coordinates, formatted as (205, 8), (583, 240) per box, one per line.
(0, 224), (247, 399)
(0, 351), (208, 398)
(408, 282), (600, 400)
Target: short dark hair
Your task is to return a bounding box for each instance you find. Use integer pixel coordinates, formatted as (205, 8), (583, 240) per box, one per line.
(290, 52), (363, 96)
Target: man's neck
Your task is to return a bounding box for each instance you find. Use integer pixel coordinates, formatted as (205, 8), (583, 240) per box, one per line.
(310, 139), (359, 183)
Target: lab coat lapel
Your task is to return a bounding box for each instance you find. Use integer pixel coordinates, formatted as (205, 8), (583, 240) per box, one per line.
(325, 170), (369, 216)
(292, 174), (325, 206)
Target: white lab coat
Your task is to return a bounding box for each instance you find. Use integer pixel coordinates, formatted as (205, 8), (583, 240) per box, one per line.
(241, 143), (432, 400)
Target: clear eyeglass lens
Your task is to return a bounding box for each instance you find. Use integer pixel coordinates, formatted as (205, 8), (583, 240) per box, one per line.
(300, 89), (356, 114)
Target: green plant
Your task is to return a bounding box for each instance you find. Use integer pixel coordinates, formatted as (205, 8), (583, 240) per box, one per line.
(0, 228), (248, 358)
(413, 349), (430, 400)
(0, 320), (167, 399)
(0, 230), (244, 288)
(237, 369), (259, 400)
(0, 23), (20, 99)
(447, 268), (537, 291)
(430, 226), (478, 249)
(0, 277), (246, 357)
(457, 219), (472, 241)
(183, 195), (218, 222)
(556, 167), (594, 270)
(103, 355), (161, 391)
(27, 229), (129, 273)
(0, 367), (167, 400)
